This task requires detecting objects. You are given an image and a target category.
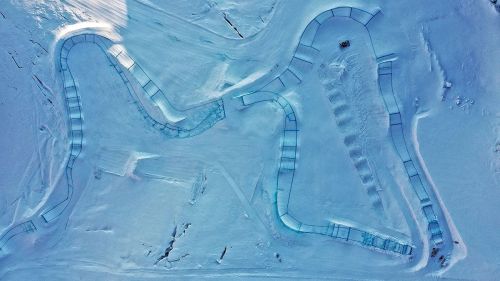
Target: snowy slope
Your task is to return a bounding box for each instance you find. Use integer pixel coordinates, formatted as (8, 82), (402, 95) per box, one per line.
(1, 0), (499, 280)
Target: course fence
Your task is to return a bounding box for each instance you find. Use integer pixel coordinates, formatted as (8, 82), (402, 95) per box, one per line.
(0, 221), (36, 253)
(1, 6), (446, 256)
(0, 33), (227, 251)
(376, 58), (444, 245)
(40, 33), (226, 223)
(260, 5), (445, 249)
(260, 7), (381, 95)
(239, 91), (413, 255)
(237, 5), (448, 255)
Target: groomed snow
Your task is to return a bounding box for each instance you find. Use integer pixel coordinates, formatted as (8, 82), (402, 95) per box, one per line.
(1, 0), (499, 280)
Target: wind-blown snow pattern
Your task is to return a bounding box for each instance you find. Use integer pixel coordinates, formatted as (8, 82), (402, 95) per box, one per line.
(1, 0), (499, 280)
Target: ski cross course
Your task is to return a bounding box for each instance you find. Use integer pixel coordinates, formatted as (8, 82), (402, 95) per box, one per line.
(0, 5), (458, 271)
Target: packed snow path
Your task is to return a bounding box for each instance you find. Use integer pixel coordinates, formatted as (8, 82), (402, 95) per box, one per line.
(238, 6), (453, 259)
(239, 91), (412, 255)
(40, 33), (225, 223)
(0, 33), (226, 253)
(377, 57), (444, 245)
(0, 4), (457, 269)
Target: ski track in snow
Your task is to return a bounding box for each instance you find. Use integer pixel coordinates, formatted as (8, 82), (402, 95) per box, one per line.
(0, 3), (477, 279)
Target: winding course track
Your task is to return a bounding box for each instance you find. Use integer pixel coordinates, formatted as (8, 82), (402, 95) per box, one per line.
(1, 5), (455, 270)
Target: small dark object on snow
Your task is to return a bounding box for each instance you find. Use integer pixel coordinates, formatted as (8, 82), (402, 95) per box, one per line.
(431, 247), (439, 257)
(339, 40), (350, 49)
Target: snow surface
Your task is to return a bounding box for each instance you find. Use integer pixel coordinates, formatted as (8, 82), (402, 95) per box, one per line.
(1, 0), (499, 280)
